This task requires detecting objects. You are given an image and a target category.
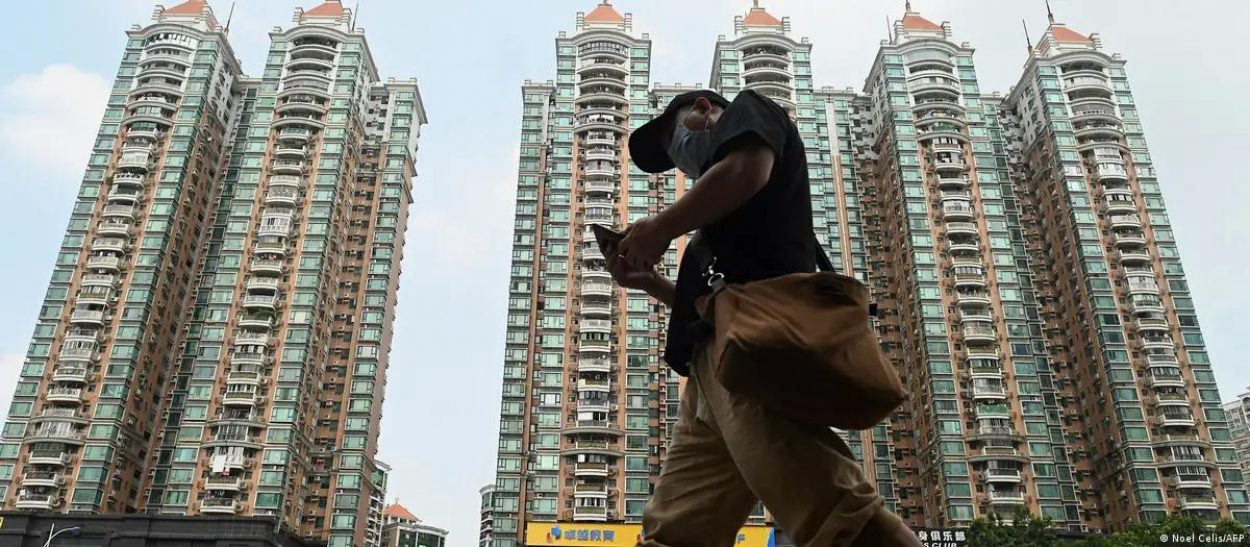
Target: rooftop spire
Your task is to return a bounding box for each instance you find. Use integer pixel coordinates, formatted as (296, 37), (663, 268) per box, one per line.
(1045, 0), (1055, 24)
(584, 1), (625, 23)
(905, 0), (912, 12)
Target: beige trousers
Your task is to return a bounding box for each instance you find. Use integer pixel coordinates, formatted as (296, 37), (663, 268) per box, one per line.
(639, 346), (891, 547)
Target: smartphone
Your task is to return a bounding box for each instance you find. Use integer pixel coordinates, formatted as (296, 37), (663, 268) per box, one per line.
(591, 224), (623, 256)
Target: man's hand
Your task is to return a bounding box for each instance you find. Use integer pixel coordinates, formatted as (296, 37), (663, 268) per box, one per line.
(617, 216), (671, 270)
(606, 252), (675, 307)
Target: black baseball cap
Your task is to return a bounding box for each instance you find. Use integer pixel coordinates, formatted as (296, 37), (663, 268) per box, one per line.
(628, 89), (730, 174)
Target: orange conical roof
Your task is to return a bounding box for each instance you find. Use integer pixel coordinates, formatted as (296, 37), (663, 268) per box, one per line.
(743, 1), (782, 26)
(384, 502), (418, 521)
(901, 13), (941, 31)
(305, 0), (345, 17)
(164, 0), (208, 15)
(1049, 24), (1092, 43)
(584, 1), (625, 23)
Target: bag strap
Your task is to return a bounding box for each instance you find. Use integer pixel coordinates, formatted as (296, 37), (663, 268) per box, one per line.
(813, 232), (878, 317)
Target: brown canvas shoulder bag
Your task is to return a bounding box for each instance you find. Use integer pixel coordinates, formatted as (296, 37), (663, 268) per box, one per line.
(697, 237), (906, 429)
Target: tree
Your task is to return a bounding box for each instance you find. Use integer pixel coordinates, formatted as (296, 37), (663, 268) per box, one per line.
(967, 508), (1061, 547)
(970, 512), (1250, 547)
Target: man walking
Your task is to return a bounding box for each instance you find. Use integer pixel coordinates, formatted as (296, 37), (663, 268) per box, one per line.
(607, 89), (919, 547)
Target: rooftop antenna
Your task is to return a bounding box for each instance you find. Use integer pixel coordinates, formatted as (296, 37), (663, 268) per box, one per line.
(351, 1), (360, 31)
(753, 0), (760, 7)
(905, 0), (912, 12)
(1045, 0), (1055, 24)
(224, 1), (236, 33)
(885, 14), (893, 42)
(1022, 18), (1033, 53)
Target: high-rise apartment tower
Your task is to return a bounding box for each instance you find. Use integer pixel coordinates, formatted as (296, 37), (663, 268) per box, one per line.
(0, 2), (426, 546)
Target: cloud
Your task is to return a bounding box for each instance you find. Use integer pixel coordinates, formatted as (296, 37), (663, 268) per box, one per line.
(406, 143), (518, 270)
(0, 64), (109, 176)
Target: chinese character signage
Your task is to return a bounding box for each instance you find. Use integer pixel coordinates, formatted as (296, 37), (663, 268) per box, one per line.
(525, 523), (775, 547)
(914, 528), (967, 547)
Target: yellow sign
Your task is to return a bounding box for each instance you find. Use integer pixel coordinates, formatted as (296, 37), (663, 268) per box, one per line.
(525, 522), (775, 547)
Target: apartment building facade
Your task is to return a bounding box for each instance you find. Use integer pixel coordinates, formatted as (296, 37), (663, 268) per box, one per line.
(493, 1), (1248, 542)
(1223, 392), (1250, 476)
(0, 2), (425, 547)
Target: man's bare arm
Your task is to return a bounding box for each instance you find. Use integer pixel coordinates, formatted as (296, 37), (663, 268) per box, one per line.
(652, 143), (774, 241)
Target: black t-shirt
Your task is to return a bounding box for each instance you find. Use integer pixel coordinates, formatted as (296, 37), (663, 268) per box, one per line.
(663, 90), (816, 375)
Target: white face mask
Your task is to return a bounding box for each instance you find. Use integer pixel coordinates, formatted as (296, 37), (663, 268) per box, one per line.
(667, 113), (712, 179)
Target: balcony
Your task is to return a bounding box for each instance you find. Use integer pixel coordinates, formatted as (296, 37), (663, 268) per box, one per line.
(21, 472), (65, 488)
(968, 446), (1026, 463)
(572, 505), (609, 521)
(972, 425), (1018, 441)
(1135, 316), (1170, 332)
(1156, 410), (1197, 425)
(250, 259), (285, 275)
(91, 238), (127, 253)
(46, 388), (84, 403)
(578, 359), (612, 373)
(974, 403), (1011, 419)
(577, 378), (611, 392)
(112, 173), (146, 187)
(583, 166), (616, 178)
(278, 128), (313, 142)
(971, 383), (1008, 401)
(584, 149), (617, 162)
(200, 498), (240, 514)
(1105, 197), (1137, 214)
(583, 244), (605, 261)
(242, 294), (278, 310)
(947, 241), (980, 255)
(227, 370), (263, 385)
(271, 160), (305, 175)
(52, 367), (90, 384)
(238, 317), (275, 330)
(584, 135), (616, 147)
(581, 301), (611, 317)
(97, 221), (133, 237)
(1127, 279), (1160, 295)
(1129, 296), (1165, 315)
(945, 222), (978, 236)
(1117, 250), (1152, 265)
(27, 450), (70, 467)
(86, 255), (121, 270)
(102, 205), (136, 220)
(573, 461), (610, 477)
(987, 490), (1027, 504)
(118, 147), (152, 169)
(578, 398), (610, 412)
(70, 309), (105, 326)
(1146, 372), (1185, 388)
(1109, 214), (1142, 228)
(1169, 474), (1213, 490)
(274, 145), (308, 159)
(1096, 164), (1128, 180)
(107, 186), (143, 203)
(235, 332), (271, 347)
(963, 325), (996, 344)
(582, 281), (613, 298)
(265, 187), (300, 206)
(585, 179), (616, 194)
(955, 291), (991, 308)
(573, 482), (610, 497)
(58, 341), (96, 361)
(932, 157), (968, 172)
(15, 494), (57, 510)
(581, 319), (612, 334)
(1138, 335), (1174, 351)
(579, 337), (610, 352)
(1146, 353), (1180, 366)
(257, 222), (292, 237)
(1178, 496), (1219, 512)
(959, 311), (995, 325)
(983, 468), (1023, 483)
(205, 476), (243, 491)
(1113, 231), (1147, 247)
(943, 203), (975, 220)
(246, 277), (281, 293)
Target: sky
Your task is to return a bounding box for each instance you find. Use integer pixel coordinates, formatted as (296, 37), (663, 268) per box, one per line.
(0, 0), (1247, 544)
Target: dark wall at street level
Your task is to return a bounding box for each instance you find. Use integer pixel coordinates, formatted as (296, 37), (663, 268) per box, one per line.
(0, 512), (322, 547)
